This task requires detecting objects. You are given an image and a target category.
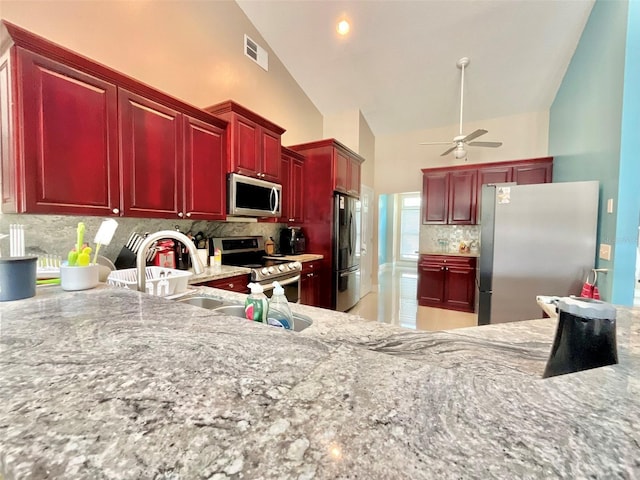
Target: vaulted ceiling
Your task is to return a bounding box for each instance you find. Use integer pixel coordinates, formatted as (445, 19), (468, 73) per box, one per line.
(236, 0), (594, 137)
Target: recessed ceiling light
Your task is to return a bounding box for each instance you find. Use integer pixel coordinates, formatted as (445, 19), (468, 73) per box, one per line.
(337, 19), (350, 36)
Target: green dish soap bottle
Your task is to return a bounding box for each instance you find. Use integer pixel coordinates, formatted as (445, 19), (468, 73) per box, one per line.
(245, 283), (268, 323)
(267, 281), (295, 330)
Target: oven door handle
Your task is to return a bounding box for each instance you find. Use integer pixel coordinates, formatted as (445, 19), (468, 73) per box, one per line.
(261, 275), (300, 291)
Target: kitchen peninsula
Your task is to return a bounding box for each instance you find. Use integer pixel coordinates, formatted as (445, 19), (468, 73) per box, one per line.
(1, 285), (638, 479)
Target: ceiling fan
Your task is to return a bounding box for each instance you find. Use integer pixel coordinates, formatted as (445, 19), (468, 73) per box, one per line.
(420, 57), (502, 160)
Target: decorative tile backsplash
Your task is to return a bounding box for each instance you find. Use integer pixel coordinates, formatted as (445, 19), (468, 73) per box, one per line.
(419, 224), (480, 254)
(0, 214), (283, 261)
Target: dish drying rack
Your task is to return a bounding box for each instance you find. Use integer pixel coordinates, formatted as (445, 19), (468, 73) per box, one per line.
(107, 267), (192, 297)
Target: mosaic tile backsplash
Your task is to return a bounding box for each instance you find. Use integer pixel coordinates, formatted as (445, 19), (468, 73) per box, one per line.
(0, 214), (284, 262)
(419, 224), (480, 254)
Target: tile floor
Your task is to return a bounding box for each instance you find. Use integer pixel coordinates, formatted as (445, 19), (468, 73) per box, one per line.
(350, 264), (478, 332)
(351, 266), (640, 332)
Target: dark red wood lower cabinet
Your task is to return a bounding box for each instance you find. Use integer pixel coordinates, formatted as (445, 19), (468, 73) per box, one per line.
(195, 274), (250, 293)
(300, 260), (323, 307)
(417, 255), (476, 313)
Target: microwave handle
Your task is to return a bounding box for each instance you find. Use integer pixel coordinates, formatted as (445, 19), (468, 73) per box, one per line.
(270, 187), (280, 214)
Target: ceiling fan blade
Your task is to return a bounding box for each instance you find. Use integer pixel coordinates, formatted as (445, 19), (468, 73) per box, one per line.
(461, 129), (487, 142)
(440, 145), (457, 156)
(468, 141), (503, 148)
(419, 141), (454, 146)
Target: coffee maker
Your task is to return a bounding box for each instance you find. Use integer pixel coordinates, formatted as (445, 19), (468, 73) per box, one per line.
(279, 227), (306, 255)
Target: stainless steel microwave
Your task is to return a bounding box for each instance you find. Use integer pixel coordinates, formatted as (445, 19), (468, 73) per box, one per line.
(227, 173), (282, 217)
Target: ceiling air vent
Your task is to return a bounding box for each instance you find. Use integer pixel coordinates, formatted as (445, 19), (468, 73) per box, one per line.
(244, 34), (268, 71)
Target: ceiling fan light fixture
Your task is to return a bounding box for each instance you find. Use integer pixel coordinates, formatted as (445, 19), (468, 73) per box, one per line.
(454, 146), (467, 160)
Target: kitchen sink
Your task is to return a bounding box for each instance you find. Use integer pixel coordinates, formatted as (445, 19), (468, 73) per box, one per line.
(177, 296), (226, 309)
(176, 296), (313, 332)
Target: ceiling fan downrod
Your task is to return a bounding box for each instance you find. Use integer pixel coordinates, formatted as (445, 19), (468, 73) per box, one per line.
(457, 57), (469, 137)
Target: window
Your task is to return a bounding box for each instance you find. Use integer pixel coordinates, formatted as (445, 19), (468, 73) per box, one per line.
(398, 193), (420, 261)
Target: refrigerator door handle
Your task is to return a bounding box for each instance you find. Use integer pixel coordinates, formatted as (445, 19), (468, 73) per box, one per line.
(339, 268), (359, 278)
(349, 212), (353, 256)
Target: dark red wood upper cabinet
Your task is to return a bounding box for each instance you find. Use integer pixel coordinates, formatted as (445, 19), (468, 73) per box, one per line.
(477, 165), (513, 190)
(448, 170), (477, 224)
(513, 160), (553, 185)
(279, 148), (305, 223)
(12, 48), (119, 215)
(233, 116), (260, 176)
(347, 157), (361, 197)
(119, 89), (183, 219)
(334, 151), (350, 194)
(261, 128), (282, 182)
(183, 115), (226, 220)
(422, 171), (449, 224)
(204, 101), (285, 183)
(290, 156), (305, 222)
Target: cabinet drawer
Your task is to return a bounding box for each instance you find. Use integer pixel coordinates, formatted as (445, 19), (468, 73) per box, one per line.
(197, 274), (249, 293)
(419, 255), (476, 268)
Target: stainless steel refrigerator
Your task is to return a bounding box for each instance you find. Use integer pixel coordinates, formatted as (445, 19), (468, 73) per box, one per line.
(334, 193), (360, 311)
(478, 181), (599, 325)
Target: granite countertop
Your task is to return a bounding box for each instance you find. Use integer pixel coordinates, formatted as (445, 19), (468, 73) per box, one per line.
(263, 254), (324, 262)
(188, 265), (251, 284)
(419, 251), (480, 257)
(1, 285), (638, 478)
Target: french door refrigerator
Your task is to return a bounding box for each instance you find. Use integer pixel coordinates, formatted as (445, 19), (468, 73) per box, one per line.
(478, 181), (599, 325)
(334, 193), (360, 311)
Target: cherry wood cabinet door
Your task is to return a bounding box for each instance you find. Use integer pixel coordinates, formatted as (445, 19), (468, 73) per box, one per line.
(477, 165), (513, 190)
(513, 161), (552, 185)
(261, 128), (282, 182)
(183, 116), (226, 220)
(300, 260), (322, 306)
(444, 265), (476, 311)
(17, 48), (119, 215)
(278, 154), (292, 222)
(232, 116), (260, 177)
(119, 89), (182, 218)
(422, 172), (449, 224)
(448, 170), (477, 224)
(290, 156), (305, 222)
(418, 262), (446, 305)
(334, 151), (349, 193)
(347, 157), (361, 197)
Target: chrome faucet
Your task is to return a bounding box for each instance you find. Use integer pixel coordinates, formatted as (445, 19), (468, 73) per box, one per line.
(136, 230), (205, 293)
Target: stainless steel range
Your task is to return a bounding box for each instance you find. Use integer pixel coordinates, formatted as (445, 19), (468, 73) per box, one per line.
(209, 236), (301, 302)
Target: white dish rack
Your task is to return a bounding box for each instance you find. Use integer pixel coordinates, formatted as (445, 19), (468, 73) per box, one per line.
(107, 267), (192, 297)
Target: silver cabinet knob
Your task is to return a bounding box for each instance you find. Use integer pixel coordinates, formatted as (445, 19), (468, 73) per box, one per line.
(186, 212), (192, 218)
(178, 212), (184, 218)
(112, 208), (120, 214)
(228, 283), (234, 288)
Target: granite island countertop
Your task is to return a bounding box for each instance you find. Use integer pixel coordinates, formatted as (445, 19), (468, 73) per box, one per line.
(1, 285), (638, 479)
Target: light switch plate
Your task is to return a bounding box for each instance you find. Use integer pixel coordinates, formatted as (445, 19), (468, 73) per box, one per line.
(599, 243), (612, 261)
(607, 198), (614, 213)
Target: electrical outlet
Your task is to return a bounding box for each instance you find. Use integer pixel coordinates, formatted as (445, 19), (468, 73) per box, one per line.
(599, 243), (612, 261)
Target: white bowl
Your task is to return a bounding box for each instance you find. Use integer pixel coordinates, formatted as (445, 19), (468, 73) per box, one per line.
(60, 264), (99, 291)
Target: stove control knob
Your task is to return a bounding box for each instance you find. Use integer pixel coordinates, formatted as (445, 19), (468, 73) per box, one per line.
(278, 264), (286, 272)
(261, 268), (269, 275)
(292, 262), (302, 270)
(268, 267), (275, 274)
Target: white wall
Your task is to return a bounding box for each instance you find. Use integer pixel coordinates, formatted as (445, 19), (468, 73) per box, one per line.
(374, 111), (550, 194)
(1, 0), (323, 145)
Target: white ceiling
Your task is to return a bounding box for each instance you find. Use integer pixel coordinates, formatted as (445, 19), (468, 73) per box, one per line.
(236, 0), (594, 137)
